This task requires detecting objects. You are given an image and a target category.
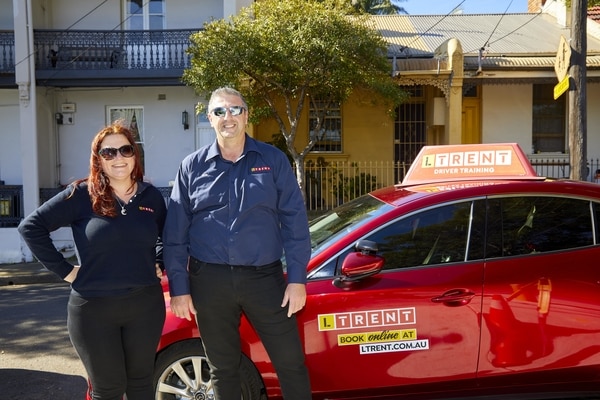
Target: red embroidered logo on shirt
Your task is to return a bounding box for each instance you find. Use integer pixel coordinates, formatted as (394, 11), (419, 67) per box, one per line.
(251, 166), (271, 173)
(138, 206), (154, 213)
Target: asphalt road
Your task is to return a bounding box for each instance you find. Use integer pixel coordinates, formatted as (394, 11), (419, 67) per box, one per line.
(0, 282), (88, 400)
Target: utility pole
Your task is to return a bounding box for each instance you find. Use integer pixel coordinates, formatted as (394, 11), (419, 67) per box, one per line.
(569, 0), (587, 180)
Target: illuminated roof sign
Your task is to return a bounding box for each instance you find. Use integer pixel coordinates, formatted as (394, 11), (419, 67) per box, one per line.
(401, 143), (542, 186)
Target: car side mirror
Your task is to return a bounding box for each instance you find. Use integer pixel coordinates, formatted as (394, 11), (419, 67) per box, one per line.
(334, 240), (384, 288)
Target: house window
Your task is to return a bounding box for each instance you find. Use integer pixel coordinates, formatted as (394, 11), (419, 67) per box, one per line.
(126, 0), (165, 30)
(309, 99), (342, 153)
(532, 84), (566, 153)
(395, 86), (426, 165)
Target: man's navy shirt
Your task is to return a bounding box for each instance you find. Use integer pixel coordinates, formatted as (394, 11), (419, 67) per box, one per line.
(163, 135), (311, 297)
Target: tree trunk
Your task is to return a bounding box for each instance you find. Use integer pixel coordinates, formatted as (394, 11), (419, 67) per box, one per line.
(293, 155), (307, 205)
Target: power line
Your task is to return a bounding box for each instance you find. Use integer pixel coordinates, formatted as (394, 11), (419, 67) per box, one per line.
(465, 10), (542, 54)
(14, 0), (111, 69)
(480, 0), (514, 50)
(400, 0), (467, 55)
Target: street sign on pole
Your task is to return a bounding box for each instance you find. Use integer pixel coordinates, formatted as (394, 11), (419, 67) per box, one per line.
(554, 75), (570, 99)
(554, 35), (571, 82)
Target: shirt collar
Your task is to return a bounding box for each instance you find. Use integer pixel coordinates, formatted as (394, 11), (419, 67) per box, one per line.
(206, 134), (262, 161)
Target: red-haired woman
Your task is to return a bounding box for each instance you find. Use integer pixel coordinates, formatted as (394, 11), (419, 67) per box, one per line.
(18, 122), (166, 400)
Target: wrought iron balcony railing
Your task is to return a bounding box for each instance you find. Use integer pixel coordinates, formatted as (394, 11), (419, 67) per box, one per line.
(0, 29), (198, 84)
(0, 30), (15, 74)
(34, 29), (196, 70)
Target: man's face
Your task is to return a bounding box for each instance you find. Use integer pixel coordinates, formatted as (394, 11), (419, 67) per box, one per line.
(207, 94), (248, 142)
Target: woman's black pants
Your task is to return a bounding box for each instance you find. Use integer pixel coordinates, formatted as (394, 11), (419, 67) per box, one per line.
(67, 284), (165, 400)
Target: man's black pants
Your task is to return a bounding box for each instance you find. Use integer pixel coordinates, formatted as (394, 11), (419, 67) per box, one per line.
(189, 258), (311, 400)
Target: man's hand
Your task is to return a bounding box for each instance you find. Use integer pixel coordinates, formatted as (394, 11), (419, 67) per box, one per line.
(155, 263), (163, 279)
(170, 294), (197, 321)
(281, 283), (307, 318)
(64, 266), (80, 283)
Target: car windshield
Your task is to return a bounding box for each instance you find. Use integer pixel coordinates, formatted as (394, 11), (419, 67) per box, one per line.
(309, 194), (394, 256)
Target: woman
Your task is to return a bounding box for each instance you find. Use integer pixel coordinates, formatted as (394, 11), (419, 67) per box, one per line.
(18, 122), (166, 400)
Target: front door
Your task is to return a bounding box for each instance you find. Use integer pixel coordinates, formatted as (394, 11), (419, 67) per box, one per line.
(462, 85), (481, 144)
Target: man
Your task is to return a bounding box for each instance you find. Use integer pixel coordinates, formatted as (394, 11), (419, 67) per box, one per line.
(163, 87), (311, 399)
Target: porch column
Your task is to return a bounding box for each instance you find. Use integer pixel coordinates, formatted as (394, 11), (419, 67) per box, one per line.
(13, 0), (40, 214)
(447, 38), (464, 144)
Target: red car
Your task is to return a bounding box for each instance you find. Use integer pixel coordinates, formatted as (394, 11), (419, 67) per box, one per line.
(151, 144), (600, 400)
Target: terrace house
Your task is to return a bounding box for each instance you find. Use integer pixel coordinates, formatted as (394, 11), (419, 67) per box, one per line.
(1, 0), (600, 263)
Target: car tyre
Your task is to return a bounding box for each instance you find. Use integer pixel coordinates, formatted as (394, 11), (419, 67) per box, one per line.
(153, 339), (264, 400)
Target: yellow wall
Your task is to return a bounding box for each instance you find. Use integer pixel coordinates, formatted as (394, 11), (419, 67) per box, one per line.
(254, 88), (395, 164)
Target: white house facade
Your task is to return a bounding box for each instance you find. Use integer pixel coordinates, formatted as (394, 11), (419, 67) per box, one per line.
(0, 0), (252, 262)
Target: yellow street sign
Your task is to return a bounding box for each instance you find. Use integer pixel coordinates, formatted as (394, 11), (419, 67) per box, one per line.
(554, 75), (570, 99)
(554, 35), (571, 82)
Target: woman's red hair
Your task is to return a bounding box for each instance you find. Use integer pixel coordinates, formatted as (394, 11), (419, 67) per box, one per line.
(72, 121), (144, 217)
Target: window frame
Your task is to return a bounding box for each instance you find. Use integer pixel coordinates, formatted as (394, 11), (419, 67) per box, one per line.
(124, 0), (166, 30)
(308, 98), (342, 153)
(532, 83), (566, 154)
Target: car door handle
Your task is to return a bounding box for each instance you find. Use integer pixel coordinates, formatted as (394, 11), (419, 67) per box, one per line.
(431, 288), (476, 306)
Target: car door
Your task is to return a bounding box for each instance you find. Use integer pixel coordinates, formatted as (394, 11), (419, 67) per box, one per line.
(477, 195), (600, 385)
(300, 201), (485, 397)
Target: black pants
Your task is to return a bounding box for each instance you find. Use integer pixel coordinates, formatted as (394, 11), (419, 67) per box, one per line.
(67, 285), (165, 400)
(189, 258), (311, 400)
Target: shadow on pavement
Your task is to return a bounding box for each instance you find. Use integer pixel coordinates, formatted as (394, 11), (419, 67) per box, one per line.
(0, 369), (87, 400)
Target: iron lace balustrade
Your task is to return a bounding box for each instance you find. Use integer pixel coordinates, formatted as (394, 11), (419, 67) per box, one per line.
(0, 30), (15, 75)
(33, 29), (198, 85)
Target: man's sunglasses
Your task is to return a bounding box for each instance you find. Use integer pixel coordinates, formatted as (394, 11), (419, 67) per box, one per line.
(98, 145), (135, 160)
(210, 106), (246, 117)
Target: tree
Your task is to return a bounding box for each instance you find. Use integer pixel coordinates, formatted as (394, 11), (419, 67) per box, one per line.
(349, 0), (407, 15)
(182, 0), (407, 202)
(565, 0), (600, 6)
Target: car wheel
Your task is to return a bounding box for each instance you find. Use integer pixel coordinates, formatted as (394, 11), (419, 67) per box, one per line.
(153, 339), (264, 400)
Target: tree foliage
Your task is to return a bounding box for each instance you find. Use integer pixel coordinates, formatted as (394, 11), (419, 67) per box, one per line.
(565, 0), (600, 7)
(182, 0), (407, 199)
(349, 0), (407, 15)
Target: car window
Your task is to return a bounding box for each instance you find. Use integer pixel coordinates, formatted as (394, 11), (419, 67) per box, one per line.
(308, 195), (393, 255)
(306, 195), (393, 280)
(308, 195), (599, 280)
(486, 196), (594, 258)
(467, 199), (488, 260)
(364, 202), (472, 270)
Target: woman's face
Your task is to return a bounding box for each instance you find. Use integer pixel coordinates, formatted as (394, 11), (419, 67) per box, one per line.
(97, 134), (135, 184)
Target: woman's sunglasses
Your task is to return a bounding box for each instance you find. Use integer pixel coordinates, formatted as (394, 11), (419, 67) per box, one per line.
(98, 145), (135, 160)
(210, 106), (246, 117)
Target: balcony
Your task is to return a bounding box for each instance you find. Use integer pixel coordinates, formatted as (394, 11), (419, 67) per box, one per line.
(0, 29), (198, 87)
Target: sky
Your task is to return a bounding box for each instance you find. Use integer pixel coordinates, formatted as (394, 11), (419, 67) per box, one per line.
(400, 0), (529, 15)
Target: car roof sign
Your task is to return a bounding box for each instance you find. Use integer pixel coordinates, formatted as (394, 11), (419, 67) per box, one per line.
(400, 143), (543, 186)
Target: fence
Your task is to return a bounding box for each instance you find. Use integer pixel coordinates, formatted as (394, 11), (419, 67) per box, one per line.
(305, 160), (408, 210)
(2, 158), (600, 226)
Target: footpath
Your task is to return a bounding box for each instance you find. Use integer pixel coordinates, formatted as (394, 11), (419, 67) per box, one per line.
(0, 262), (63, 286)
